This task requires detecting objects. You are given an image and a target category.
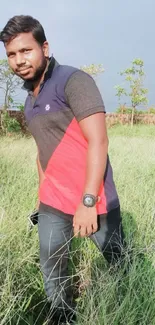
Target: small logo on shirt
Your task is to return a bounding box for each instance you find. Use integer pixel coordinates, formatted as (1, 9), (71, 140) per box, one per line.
(45, 104), (50, 111)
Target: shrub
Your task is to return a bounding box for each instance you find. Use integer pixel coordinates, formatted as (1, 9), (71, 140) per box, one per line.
(1, 111), (21, 134)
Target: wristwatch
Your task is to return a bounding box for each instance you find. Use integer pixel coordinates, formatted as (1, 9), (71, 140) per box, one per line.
(82, 194), (99, 208)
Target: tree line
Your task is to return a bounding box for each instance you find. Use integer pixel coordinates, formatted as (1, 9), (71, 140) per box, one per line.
(0, 58), (154, 132)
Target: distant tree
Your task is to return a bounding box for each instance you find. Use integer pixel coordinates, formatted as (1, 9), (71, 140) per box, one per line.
(115, 85), (127, 113)
(148, 107), (155, 114)
(115, 59), (148, 126)
(0, 59), (22, 110)
(81, 63), (104, 77)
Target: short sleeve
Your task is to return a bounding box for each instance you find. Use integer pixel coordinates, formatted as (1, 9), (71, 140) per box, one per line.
(65, 70), (106, 121)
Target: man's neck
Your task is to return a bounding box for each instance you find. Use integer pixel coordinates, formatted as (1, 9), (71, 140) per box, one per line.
(33, 59), (49, 97)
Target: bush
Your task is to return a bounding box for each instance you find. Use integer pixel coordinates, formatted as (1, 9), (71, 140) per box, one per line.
(1, 111), (21, 134)
(148, 107), (155, 114)
(116, 106), (154, 115)
(116, 106), (134, 114)
(16, 103), (24, 112)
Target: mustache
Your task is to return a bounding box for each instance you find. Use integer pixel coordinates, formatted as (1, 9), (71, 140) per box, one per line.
(16, 66), (31, 72)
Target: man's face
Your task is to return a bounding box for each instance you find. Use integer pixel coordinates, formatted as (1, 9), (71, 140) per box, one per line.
(5, 32), (49, 81)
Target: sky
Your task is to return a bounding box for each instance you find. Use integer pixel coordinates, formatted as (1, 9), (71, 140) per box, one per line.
(0, 0), (154, 111)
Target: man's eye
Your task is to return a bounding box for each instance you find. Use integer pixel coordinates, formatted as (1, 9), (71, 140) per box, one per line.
(24, 49), (31, 53)
(8, 53), (15, 58)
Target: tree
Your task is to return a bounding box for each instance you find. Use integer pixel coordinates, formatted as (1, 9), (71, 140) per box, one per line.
(115, 85), (127, 113)
(115, 59), (148, 126)
(0, 60), (104, 110)
(81, 63), (104, 77)
(0, 59), (22, 110)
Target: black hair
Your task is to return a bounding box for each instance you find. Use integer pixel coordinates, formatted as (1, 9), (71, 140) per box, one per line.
(0, 15), (46, 45)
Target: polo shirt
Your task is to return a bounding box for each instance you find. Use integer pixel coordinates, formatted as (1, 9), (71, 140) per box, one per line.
(24, 57), (119, 218)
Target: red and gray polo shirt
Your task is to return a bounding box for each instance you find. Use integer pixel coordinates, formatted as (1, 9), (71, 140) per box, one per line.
(24, 57), (119, 217)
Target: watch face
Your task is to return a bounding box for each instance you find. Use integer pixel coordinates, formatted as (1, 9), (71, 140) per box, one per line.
(83, 195), (95, 207)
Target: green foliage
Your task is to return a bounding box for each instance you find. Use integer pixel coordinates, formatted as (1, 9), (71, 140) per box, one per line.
(148, 107), (155, 114)
(116, 106), (155, 115)
(0, 59), (22, 109)
(115, 58), (148, 125)
(81, 63), (104, 77)
(16, 103), (24, 112)
(115, 85), (127, 104)
(116, 106), (148, 115)
(116, 106), (133, 114)
(1, 111), (21, 133)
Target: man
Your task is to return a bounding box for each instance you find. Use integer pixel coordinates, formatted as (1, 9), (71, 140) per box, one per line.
(0, 15), (125, 325)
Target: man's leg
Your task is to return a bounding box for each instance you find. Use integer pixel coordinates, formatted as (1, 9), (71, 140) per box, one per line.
(90, 206), (125, 264)
(38, 209), (74, 318)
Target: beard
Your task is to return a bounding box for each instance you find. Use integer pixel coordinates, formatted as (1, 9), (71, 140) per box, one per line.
(21, 57), (47, 83)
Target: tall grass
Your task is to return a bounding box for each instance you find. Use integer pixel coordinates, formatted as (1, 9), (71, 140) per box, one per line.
(0, 125), (155, 325)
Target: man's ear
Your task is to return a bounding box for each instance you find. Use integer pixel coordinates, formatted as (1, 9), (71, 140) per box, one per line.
(42, 41), (49, 58)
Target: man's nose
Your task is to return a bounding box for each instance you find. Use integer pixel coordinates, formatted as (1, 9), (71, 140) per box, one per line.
(16, 53), (26, 66)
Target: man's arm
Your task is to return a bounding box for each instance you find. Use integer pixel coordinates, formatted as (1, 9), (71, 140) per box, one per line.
(73, 113), (108, 237)
(79, 112), (108, 197)
(65, 70), (108, 237)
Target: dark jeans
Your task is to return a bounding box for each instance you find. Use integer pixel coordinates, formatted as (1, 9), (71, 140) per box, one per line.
(38, 206), (125, 309)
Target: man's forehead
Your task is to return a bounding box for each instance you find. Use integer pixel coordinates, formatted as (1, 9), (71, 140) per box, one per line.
(5, 32), (36, 49)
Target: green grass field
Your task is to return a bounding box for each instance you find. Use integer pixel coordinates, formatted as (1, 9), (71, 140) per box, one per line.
(0, 125), (155, 325)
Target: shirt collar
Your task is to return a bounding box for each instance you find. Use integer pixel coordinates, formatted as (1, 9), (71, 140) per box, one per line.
(23, 56), (58, 92)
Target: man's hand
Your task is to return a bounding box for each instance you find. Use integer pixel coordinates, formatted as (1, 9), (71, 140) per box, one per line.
(73, 203), (98, 237)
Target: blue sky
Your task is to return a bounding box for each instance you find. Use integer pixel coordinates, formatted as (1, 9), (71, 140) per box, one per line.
(0, 0), (154, 111)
